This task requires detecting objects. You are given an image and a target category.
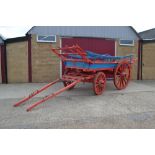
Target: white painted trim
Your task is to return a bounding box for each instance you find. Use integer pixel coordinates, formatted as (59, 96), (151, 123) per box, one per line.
(37, 35), (56, 43)
(143, 38), (155, 40)
(119, 40), (134, 46)
(59, 37), (62, 78)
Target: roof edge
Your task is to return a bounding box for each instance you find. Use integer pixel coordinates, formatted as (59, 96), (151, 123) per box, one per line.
(26, 26), (140, 40)
(5, 36), (28, 43)
(0, 34), (5, 40)
(139, 28), (155, 34)
(26, 26), (36, 35)
(142, 39), (155, 44)
(130, 26), (142, 40)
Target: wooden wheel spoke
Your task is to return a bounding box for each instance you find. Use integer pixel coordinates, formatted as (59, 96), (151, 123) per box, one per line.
(120, 80), (123, 87)
(121, 78), (126, 87)
(116, 74), (121, 81)
(118, 79), (121, 88)
(124, 78), (128, 85)
(123, 77), (128, 84)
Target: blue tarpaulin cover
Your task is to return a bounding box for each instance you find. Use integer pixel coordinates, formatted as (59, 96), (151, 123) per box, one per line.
(69, 50), (133, 61)
(65, 50), (133, 69)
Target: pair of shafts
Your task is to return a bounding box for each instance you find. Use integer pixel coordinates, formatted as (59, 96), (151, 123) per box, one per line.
(13, 79), (79, 112)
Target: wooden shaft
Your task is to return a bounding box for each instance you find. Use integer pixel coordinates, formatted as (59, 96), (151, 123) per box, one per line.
(26, 80), (80, 112)
(13, 79), (60, 107)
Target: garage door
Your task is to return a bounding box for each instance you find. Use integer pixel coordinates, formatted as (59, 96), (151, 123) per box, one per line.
(142, 42), (155, 79)
(62, 37), (115, 74)
(62, 37), (115, 55)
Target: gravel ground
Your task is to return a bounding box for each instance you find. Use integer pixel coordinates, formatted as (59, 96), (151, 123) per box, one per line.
(0, 80), (155, 129)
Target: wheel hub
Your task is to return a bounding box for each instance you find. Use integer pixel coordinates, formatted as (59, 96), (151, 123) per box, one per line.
(120, 72), (127, 77)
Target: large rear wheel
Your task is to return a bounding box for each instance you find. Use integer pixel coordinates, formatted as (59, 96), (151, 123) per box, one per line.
(114, 61), (131, 90)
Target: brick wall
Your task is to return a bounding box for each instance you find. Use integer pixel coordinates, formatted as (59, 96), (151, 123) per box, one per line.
(6, 41), (28, 83)
(142, 42), (155, 80)
(116, 40), (139, 80)
(0, 46), (2, 83)
(31, 34), (60, 82)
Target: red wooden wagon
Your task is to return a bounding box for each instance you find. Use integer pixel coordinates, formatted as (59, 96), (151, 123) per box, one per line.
(14, 45), (135, 111)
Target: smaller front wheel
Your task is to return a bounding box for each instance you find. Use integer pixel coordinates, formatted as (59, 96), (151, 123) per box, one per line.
(93, 72), (106, 95)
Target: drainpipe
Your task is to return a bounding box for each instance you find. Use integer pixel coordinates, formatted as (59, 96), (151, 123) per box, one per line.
(27, 34), (32, 83)
(1, 43), (7, 83)
(137, 39), (142, 80)
(141, 40), (143, 80)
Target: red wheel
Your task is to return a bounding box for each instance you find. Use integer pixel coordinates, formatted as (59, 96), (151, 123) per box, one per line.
(63, 69), (75, 90)
(93, 72), (106, 95)
(114, 61), (131, 90)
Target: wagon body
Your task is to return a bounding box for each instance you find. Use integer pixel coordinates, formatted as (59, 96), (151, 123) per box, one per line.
(64, 50), (134, 71)
(52, 45), (135, 93)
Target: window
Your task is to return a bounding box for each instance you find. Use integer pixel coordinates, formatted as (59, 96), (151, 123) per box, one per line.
(119, 40), (134, 46)
(37, 35), (56, 42)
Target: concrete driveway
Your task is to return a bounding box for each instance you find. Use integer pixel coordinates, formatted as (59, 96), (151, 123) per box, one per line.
(0, 80), (155, 129)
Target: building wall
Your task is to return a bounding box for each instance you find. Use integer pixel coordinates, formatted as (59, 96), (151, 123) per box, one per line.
(116, 40), (139, 79)
(142, 42), (155, 80)
(0, 46), (2, 83)
(6, 41), (28, 83)
(31, 34), (60, 82)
